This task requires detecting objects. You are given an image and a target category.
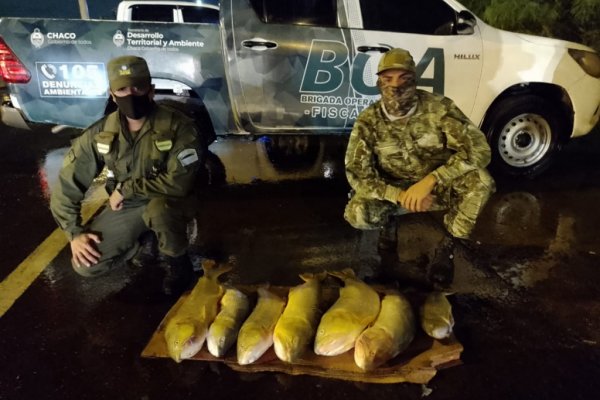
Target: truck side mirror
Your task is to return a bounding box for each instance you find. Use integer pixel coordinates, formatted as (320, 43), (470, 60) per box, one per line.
(456, 10), (476, 35)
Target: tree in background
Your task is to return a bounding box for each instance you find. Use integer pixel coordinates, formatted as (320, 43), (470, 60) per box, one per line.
(570, 0), (600, 51)
(460, 0), (600, 51)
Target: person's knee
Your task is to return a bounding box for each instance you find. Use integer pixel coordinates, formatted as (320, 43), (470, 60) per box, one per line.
(345, 213), (373, 230)
(71, 243), (138, 277)
(344, 201), (369, 229)
(469, 168), (496, 196)
(344, 202), (383, 230)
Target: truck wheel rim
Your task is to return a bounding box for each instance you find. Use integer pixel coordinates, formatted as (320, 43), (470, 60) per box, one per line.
(497, 113), (552, 167)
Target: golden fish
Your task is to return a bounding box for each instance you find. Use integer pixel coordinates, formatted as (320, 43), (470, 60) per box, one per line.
(237, 287), (286, 365)
(206, 287), (250, 357)
(273, 272), (327, 363)
(354, 291), (415, 371)
(164, 259), (231, 363)
(314, 268), (380, 356)
(420, 292), (454, 339)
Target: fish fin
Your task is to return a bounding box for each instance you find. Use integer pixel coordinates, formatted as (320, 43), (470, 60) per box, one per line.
(299, 271), (328, 283)
(199, 306), (208, 321)
(200, 258), (217, 272)
(328, 268), (356, 281)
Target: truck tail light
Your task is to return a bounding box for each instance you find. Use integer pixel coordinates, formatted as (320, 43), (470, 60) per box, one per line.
(0, 37), (31, 83)
(568, 48), (600, 78)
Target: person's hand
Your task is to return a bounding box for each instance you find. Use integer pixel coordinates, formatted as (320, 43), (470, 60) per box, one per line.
(109, 189), (124, 211)
(70, 233), (102, 268)
(419, 193), (436, 212)
(398, 174), (437, 212)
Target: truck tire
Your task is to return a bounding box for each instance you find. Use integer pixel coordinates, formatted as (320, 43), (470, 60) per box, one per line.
(483, 95), (567, 178)
(259, 135), (321, 173)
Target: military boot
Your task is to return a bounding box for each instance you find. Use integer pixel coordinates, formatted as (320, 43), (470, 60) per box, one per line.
(160, 253), (195, 296)
(428, 235), (456, 288)
(129, 231), (158, 269)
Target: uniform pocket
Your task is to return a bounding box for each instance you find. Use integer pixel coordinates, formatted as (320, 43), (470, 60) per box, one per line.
(375, 140), (403, 157)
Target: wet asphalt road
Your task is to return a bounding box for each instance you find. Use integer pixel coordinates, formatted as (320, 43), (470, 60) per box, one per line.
(0, 123), (599, 400)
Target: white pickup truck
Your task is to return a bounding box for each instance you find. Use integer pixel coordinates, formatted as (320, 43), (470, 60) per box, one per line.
(1, 0), (599, 177)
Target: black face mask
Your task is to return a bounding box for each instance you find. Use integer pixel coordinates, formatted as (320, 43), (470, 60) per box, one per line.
(114, 94), (153, 120)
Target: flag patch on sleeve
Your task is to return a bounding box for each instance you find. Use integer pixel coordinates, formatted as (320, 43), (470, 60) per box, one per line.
(177, 148), (199, 167)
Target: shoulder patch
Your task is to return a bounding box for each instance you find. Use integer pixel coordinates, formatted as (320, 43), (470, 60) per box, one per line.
(94, 131), (117, 155)
(177, 148), (199, 167)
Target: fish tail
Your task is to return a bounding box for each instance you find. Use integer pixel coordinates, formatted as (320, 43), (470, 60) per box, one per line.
(257, 286), (285, 302)
(202, 258), (233, 280)
(328, 268), (356, 281)
(299, 271), (328, 283)
(256, 286), (272, 298)
(200, 258), (217, 271)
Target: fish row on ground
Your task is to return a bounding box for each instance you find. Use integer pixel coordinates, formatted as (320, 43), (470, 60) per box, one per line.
(164, 262), (455, 372)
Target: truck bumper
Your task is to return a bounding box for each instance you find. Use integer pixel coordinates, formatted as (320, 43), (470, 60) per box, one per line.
(1, 105), (31, 131)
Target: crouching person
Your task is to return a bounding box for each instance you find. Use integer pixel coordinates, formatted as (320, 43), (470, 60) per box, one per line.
(344, 48), (495, 285)
(50, 55), (204, 296)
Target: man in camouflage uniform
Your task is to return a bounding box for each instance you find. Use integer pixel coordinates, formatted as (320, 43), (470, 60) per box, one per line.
(50, 55), (204, 295)
(344, 48), (495, 281)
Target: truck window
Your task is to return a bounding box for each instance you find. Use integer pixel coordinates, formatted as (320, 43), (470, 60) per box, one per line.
(249, 0), (337, 27)
(179, 6), (220, 24)
(359, 0), (457, 35)
(130, 4), (175, 22)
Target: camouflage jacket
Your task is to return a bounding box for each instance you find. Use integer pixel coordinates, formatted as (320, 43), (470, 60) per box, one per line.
(50, 104), (202, 240)
(345, 90), (491, 203)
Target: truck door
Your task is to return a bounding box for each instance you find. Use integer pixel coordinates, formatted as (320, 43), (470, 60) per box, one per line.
(345, 0), (483, 119)
(223, 0), (353, 133)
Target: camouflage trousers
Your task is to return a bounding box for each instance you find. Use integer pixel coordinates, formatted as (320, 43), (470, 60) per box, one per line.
(72, 196), (195, 277)
(344, 168), (495, 239)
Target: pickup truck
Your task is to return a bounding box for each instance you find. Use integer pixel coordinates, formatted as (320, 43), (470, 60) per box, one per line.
(1, 0), (599, 177)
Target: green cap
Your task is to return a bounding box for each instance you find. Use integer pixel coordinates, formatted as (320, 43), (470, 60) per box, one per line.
(107, 55), (151, 91)
(377, 48), (416, 74)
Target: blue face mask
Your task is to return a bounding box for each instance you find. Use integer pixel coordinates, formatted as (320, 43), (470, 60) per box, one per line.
(114, 93), (153, 120)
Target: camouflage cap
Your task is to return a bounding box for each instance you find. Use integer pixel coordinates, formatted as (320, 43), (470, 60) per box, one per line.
(377, 48), (416, 74)
(107, 55), (151, 91)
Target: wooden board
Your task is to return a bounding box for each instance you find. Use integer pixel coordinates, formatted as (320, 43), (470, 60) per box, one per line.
(141, 285), (463, 384)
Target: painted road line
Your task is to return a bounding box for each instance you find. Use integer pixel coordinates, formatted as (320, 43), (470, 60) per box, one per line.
(0, 191), (106, 318)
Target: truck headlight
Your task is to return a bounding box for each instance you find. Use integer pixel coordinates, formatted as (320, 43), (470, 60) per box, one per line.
(568, 49), (600, 78)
